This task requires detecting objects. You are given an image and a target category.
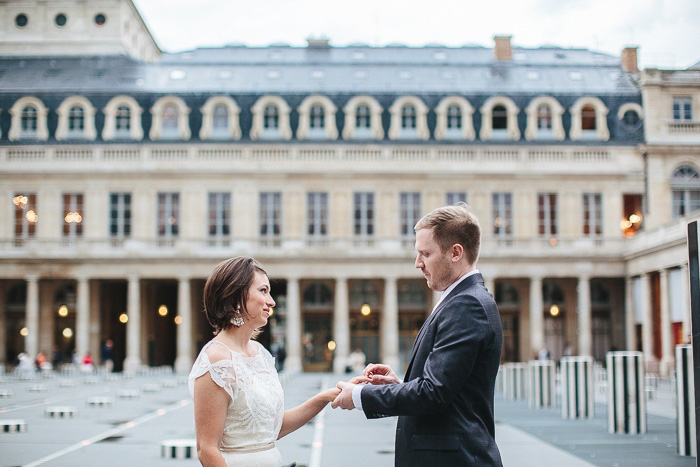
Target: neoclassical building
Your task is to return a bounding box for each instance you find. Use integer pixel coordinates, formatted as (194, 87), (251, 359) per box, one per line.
(1, 0), (698, 376)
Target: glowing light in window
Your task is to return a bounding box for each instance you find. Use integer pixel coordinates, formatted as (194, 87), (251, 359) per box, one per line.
(20, 327), (29, 336)
(119, 313), (128, 323)
(327, 340), (336, 351)
(174, 315), (182, 325)
(158, 305), (168, 317)
(65, 212), (82, 223)
(549, 304), (560, 317)
(62, 328), (73, 338)
(58, 305), (68, 317)
(361, 304), (371, 316)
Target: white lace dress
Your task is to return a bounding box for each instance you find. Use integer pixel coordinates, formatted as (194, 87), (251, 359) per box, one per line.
(189, 340), (285, 467)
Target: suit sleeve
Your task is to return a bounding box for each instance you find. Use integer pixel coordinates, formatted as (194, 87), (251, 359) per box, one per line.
(361, 293), (494, 418)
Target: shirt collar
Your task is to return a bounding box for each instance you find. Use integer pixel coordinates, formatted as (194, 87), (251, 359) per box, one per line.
(433, 269), (480, 312)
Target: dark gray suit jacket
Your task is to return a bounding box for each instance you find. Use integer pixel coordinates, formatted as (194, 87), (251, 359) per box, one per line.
(361, 273), (503, 466)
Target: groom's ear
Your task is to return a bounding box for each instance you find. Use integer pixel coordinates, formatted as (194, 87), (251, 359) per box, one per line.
(450, 243), (464, 262)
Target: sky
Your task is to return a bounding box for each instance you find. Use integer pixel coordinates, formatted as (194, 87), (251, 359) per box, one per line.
(132, 0), (700, 70)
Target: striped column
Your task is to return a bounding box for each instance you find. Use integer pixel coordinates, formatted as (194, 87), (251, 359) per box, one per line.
(502, 362), (527, 400)
(528, 360), (556, 408)
(676, 345), (696, 457)
(560, 356), (594, 419)
(161, 439), (197, 459)
(607, 351), (646, 434)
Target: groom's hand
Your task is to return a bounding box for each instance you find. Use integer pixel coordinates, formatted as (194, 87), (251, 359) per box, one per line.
(331, 381), (355, 410)
(363, 363), (400, 385)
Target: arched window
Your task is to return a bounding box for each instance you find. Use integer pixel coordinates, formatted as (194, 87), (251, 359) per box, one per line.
(447, 105), (461, 129)
(68, 106), (84, 135)
(581, 104), (596, 130)
(149, 96), (191, 141)
(199, 96), (241, 140)
(623, 110), (640, 126)
(116, 106), (131, 135)
(672, 165), (700, 218)
(401, 105), (416, 129)
(537, 105), (552, 129)
(264, 105), (279, 129)
(161, 105), (179, 138)
(349, 281), (381, 309)
(356, 105), (371, 129)
(310, 105), (325, 129)
(492, 105), (507, 130)
(212, 105), (228, 134)
(21, 106), (38, 136)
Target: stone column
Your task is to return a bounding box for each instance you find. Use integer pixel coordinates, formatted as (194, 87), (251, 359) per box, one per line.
(75, 276), (90, 359)
(285, 277), (302, 373)
(332, 277), (350, 374)
(529, 277), (544, 358)
(625, 276), (636, 350)
(25, 275), (39, 357)
(640, 273), (654, 367)
(123, 276), (142, 372)
(174, 277), (193, 374)
(382, 276), (399, 371)
(659, 269), (674, 376)
(681, 264), (691, 342)
(577, 276), (592, 357)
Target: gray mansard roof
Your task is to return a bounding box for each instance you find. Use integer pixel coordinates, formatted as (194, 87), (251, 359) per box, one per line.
(0, 44), (639, 95)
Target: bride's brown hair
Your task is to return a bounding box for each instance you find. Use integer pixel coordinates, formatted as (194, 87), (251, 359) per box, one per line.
(203, 256), (268, 336)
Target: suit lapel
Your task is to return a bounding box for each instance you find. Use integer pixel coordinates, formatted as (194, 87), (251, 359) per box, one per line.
(403, 273), (484, 378)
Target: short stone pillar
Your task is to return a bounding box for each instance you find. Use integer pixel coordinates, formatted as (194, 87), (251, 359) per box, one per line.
(560, 356), (594, 419)
(45, 406), (77, 418)
(607, 351), (646, 434)
(528, 360), (556, 408)
(86, 397), (113, 408)
(676, 345), (696, 456)
(502, 362), (527, 400)
(0, 419), (27, 433)
(161, 439), (196, 459)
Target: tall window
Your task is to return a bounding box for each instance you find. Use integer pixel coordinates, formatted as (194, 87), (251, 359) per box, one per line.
(116, 106), (130, 136)
(157, 193), (179, 239)
(13, 193), (37, 240)
(581, 104), (596, 130)
(537, 105), (552, 129)
(492, 192), (512, 237)
(307, 192), (328, 237)
(672, 165), (700, 218)
(208, 192), (231, 239)
(401, 106), (416, 129)
(63, 193), (84, 238)
(400, 192), (421, 238)
(162, 105), (179, 138)
(264, 105), (279, 129)
(109, 193), (131, 238)
(538, 193), (558, 241)
(492, 105), (507, 130)
(212, 105), (228, 137)
(446, 192), (467, 205)
(447, 105), (461, 129)
(310, 105), (325, 129)
(673, 97), (692, 121)
(354, 192), (374, 237)
(68, 106), (84, 136)
(356, 105), (371, 129)
(21, 105), (38, 136)
(260, 192), (282, 240)
(582, 193), (602, 236)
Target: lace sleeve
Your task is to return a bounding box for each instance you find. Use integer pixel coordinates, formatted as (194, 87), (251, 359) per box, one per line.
(188, 350), (239, 401)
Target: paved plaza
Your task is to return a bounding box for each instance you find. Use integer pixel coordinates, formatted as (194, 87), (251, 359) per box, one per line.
(0, 368), (696, 466)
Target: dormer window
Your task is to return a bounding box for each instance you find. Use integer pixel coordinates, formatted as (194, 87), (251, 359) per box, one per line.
(296, 95), (338, 140)
(9, 96), (49, 141)
(250, 95), (292, 140)
(388, 96), (429, 140)
(525, 96), (564, 141)
(356, 105), (370, 129)
(617, 103), (644, 131)
(68, 107), (84, 135)
(149, 96), (191, 141)
(623, 110), (640, 126)
(103, 96), (143, 141)
(447, 105), (461, 129)
(199, 96), (241, 140)
(57, 97), (98, 141)
(434, 96), (475, 141)
(479, 96), (520, 141)
(343, 96), (384, 140)
(570, 97), (609, 141)
(492, 105), (507, 130)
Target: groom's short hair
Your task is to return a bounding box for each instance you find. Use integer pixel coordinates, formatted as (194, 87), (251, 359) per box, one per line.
(414, 202), (481, 266)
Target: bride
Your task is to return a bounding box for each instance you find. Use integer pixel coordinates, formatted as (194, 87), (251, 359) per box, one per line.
(189, 256), (339, 467)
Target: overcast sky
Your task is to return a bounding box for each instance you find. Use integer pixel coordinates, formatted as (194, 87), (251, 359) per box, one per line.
(132, 0), (700, 69)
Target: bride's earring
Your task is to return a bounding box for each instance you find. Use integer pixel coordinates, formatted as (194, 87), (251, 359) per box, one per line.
(230, 306), (244, 327)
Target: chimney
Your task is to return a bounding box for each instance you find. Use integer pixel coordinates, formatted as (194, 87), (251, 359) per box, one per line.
(494, 35), (512, 61)
(307, 37), (330, 49)
(622, 47), (639, 73)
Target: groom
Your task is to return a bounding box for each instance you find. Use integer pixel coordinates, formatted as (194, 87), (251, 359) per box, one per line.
(332, 203), (503, 466)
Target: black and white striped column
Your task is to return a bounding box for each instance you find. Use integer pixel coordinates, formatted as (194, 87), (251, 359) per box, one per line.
(161, 439), (196, 459)
(676, 344), (696, 456)
(528, 360), (555, 408)
(607, 351), (646, 434)
(502, 362), (527, 400)
(560, 356), (594, 419)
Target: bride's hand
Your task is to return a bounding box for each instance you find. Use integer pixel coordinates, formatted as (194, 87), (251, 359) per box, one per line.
(319, 387), (341, 403)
